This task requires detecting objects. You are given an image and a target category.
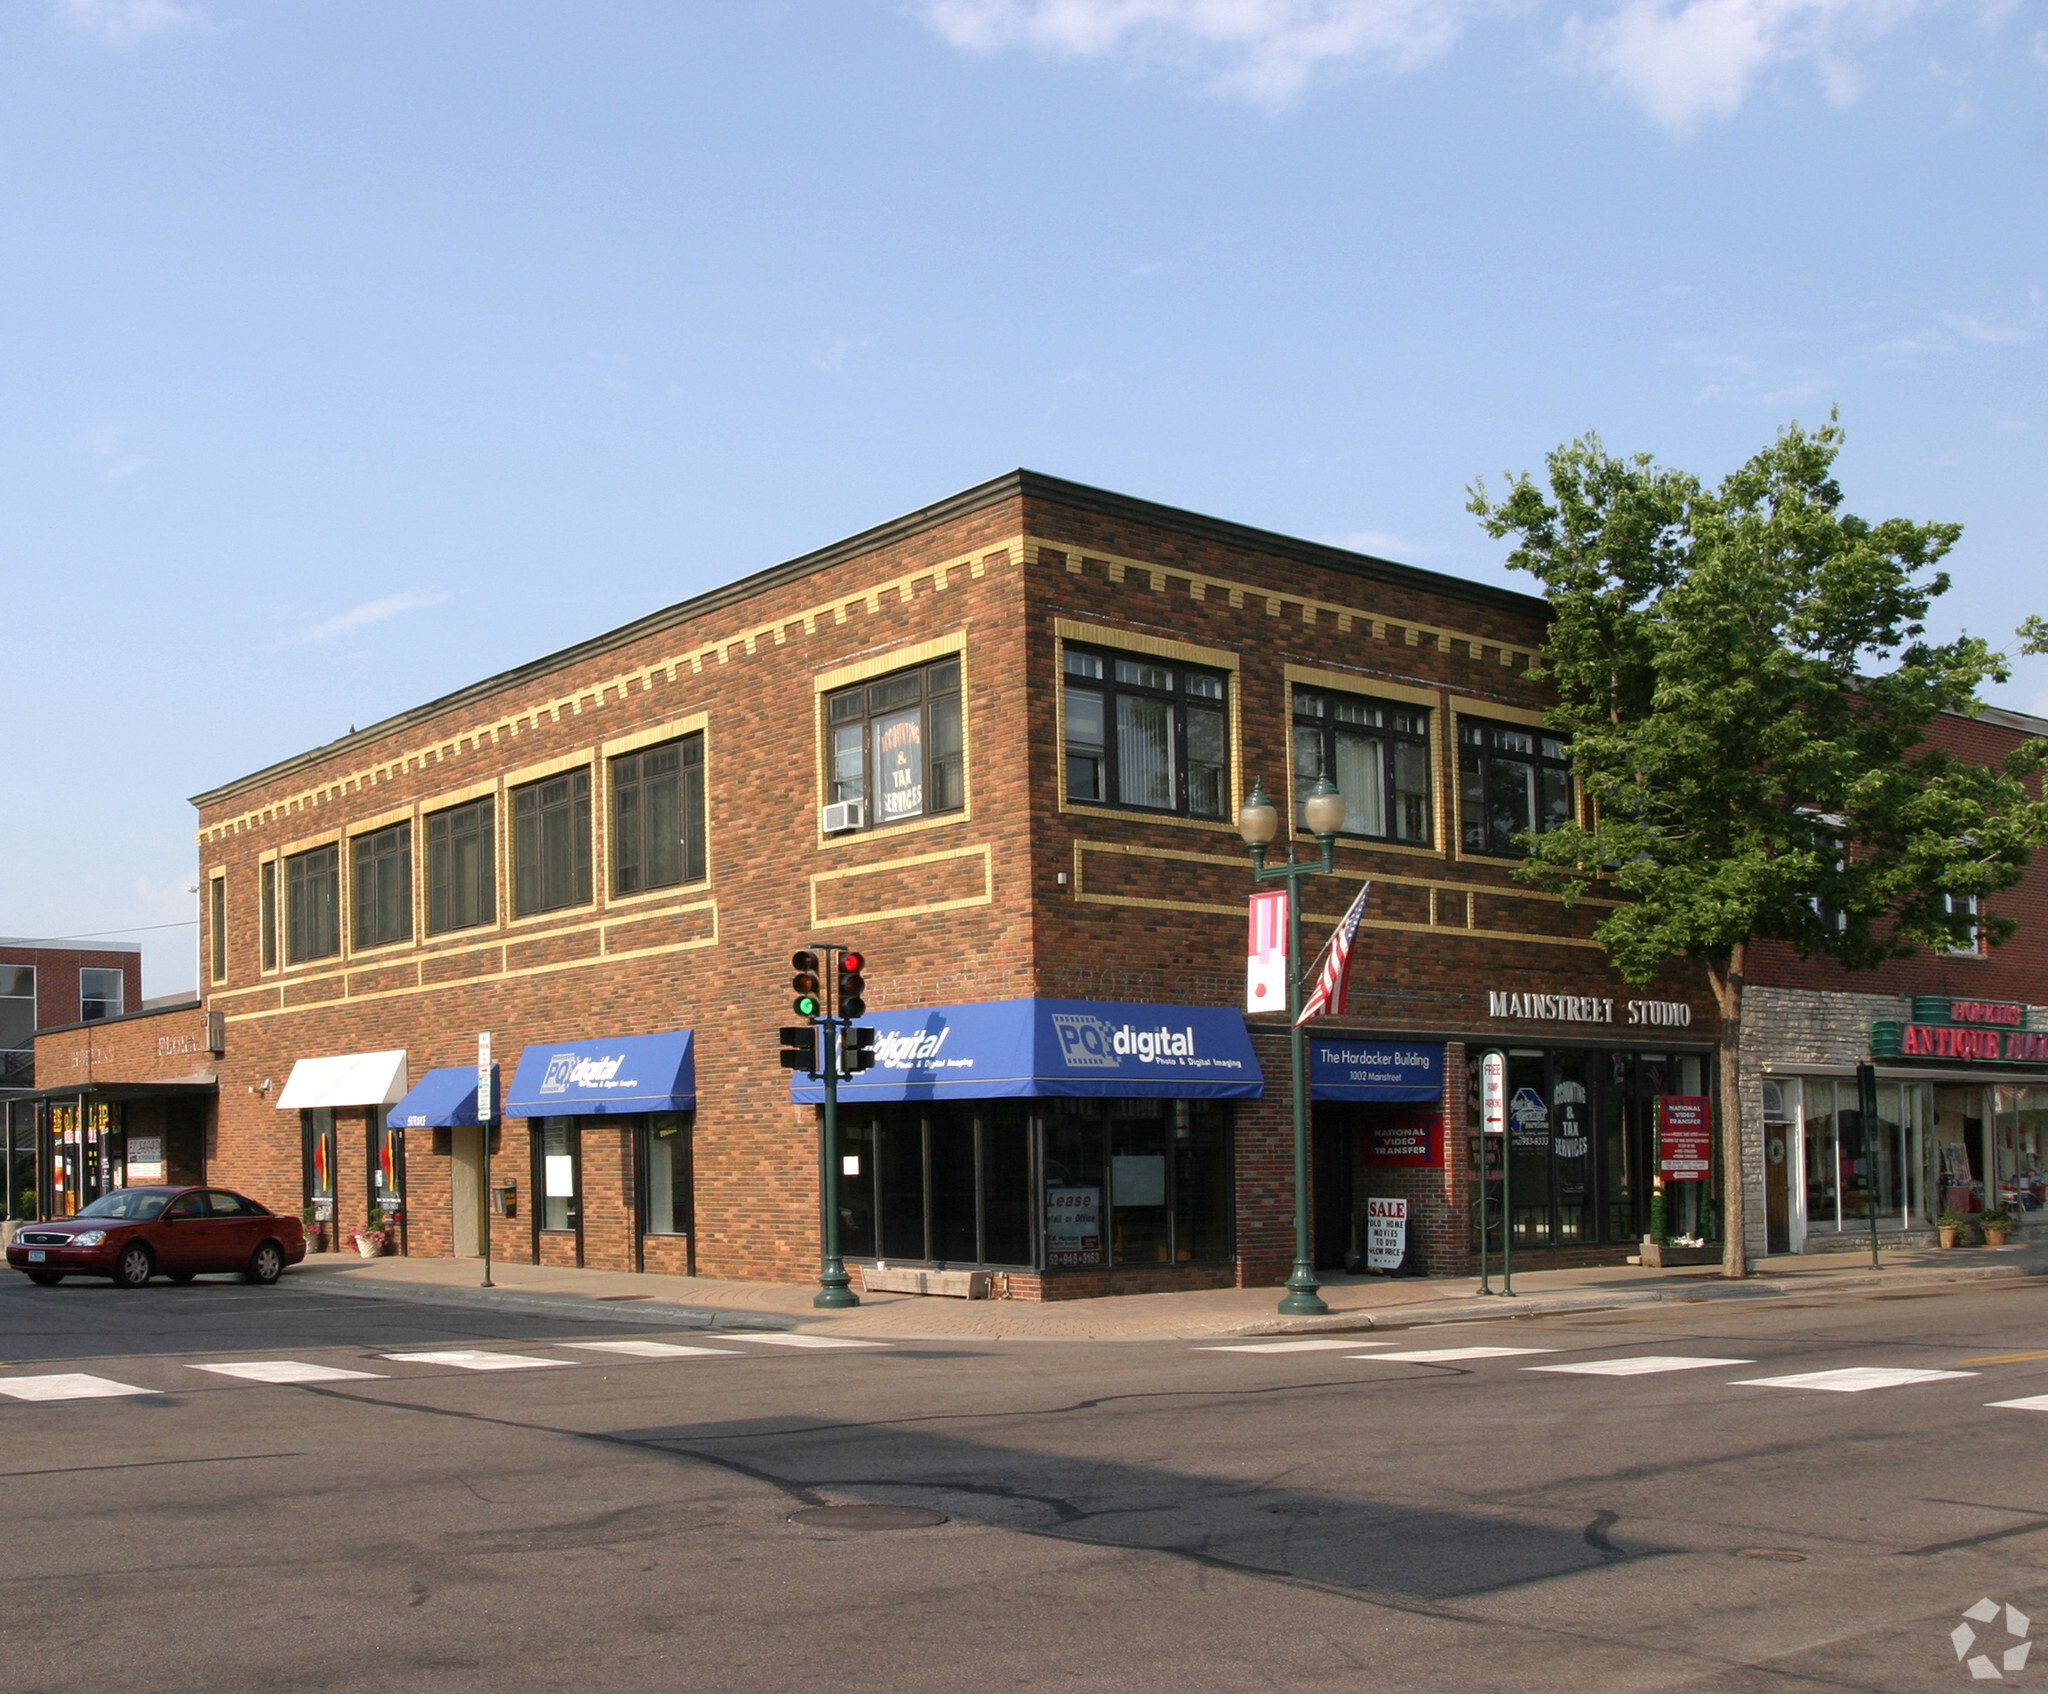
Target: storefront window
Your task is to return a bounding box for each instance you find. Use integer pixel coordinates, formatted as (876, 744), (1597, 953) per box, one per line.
(1795, 1077), (1928, 1232)
(642, 1112), (692, 1235)
(1048, 1099), (1232, 1266)
(1992, 1087), (2048, 1216)
(538, 1119), (580, 1232)
(48, 1101), (124, 1215)
(838, 1104), (1033, 1267)
(300, 1108), (336, 1223)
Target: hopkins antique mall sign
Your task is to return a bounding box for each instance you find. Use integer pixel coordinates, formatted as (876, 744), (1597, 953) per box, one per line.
(1870, 997), (2048, 1067)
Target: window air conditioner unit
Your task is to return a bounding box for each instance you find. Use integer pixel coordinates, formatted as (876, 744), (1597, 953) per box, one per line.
(821, 799), (866, 834)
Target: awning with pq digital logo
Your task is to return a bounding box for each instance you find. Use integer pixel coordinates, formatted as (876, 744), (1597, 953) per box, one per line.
(789, 998), (1263, 1104)
(505, 1030), (696, 1117)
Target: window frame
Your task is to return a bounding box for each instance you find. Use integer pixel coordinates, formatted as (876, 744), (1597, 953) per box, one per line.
(1941, 892), (1986, 957)
(208, 874), (227, 983)
(821, 656), (965, 835)
(425, 795), (498, 937)
(78, 967), (124, 1023)
(609, 733), (707, 896)
(350, 820), (414, 952)
(0, 966), (35, 1087)
(1060, 639), (1233, 824)
(259, 859), (278, 972)
(1290, 685), (1434, 846)
(285, 842), (342, 964)
(1455, 711), (1574, 859)
(511, 767), (594, 918)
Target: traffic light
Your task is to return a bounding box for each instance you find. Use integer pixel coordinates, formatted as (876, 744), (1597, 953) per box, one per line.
(837, 950), (866, 1019)
(791, 950), (822, 1018)
(778, 1026), (818, 1073)
(842, 1025), (876, 1075)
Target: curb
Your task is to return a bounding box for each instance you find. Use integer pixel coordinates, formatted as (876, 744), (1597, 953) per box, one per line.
(1230, 1260), (2044, 1337)
(288, 1274), (799, 1332)
(282, 1257), (2040, 1343)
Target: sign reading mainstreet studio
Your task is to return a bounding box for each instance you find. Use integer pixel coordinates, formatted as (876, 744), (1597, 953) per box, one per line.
(1486, 991), (1694, 1027)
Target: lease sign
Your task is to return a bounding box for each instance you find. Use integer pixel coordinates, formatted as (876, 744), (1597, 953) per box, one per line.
(1657, 1095), (1712, 1181)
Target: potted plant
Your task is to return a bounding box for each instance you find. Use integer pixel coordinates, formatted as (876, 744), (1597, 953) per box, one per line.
(349, 1218), (388, 1258)
(1981, 1209), (2011, 1247)
(1937, 1208), (1968, 1249)
(300, 1205), (327, 1254)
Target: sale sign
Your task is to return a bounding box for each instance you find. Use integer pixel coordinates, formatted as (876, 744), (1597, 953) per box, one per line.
(1365, 1196), (1407, 1271)
(1657, 1096), (1712, 1182)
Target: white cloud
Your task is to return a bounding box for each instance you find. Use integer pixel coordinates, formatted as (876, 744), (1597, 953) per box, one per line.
(285, 590), (452, 647)
(1569, 0), (1916, 129)
(1944, 311), (2031, 343)
(62, 0), (195, 46)
(914, 0), (1474, 102)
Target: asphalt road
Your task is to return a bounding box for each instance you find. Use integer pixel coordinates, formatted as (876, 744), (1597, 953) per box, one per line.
(2, 1273), (2044, 1693)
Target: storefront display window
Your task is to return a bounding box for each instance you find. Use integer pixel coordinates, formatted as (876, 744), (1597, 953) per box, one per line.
(641, 1112), (692, 1236)
(1790, 1076), (1928, 1234)
(48, 1101), (124, 1215)
(838, 1103), (1032, 1267)
(537, 1118), (580, 1232)
(300, 1107), (336, 1223)
(1048, 1099), (1232, 1266)
(1992, 1087), (2048, 1216)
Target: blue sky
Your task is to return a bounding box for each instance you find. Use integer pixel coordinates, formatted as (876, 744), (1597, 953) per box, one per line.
(5, 0), (2042, 995)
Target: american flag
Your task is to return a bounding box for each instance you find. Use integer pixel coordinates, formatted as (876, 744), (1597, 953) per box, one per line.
(1296, 881), (1372, 1025)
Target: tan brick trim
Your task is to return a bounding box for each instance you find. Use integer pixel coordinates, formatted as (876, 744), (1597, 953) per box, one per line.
(599, 711), (709, 761)
(1282, 664), (1449, 856)
(811, 631), (973, 845)
(198, 538), (1023, 844)
(812, 630), (966, 695)
(807, 843), (993, 927)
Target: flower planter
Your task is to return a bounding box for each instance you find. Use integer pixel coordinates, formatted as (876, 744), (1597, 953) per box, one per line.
(1939, 1227), (1958, 1249)
(1985, 1228), (2009, 1247)
(350, 1231), (388, 1258)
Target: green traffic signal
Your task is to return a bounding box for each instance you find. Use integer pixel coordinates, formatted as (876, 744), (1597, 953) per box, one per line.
(793, 993), (820, 1017)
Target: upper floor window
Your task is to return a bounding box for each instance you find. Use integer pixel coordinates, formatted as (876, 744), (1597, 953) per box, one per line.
(208, 875), (227, 982)
(1293, 689), (1431, 844)
(352, 821), (413, 950)
(286, 843), (342, 963)
(1459, 718), (1572, 857)
(513, 769), (592, 916)
(1064, 645), (1228, 820)
(259, 860), (278, 971)
(826, 658), (963, 831)
(0, 966), (34, 1085)
(612, 735), (706, 893)
(1942, 893), (1985, 957)
(79, 967), (124, 1022)
(427, 796), (496, 936)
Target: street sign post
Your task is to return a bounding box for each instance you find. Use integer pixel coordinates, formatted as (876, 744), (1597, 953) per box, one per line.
(478, 1031), (493, 1290)
(1480, 1049), (1507, 1296)
(1857, 1061), (1881, 1270)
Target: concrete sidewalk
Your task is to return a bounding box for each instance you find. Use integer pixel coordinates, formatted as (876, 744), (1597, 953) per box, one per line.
(286, 1234), (2047, 1341)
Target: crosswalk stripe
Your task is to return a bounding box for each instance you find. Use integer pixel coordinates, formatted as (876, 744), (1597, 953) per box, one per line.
(1348, 1347), (1555, 1363)
(1528, 1356), (1754, 1377)
(190, 1361), (385, 1384)
(719, 1334), (889, 1349)
(381, 1351), (573, 1371)
(1733, 1367), (1978, 1393)
(1986, 1395), (2048, 1412)
(0, 1373), (159, 1401)
(1197, 1339), (1396, 1353)
(560, 1341), (742, 1359)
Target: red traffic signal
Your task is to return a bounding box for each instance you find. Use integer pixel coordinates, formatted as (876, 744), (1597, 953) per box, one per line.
(837, 952), (867, 1019)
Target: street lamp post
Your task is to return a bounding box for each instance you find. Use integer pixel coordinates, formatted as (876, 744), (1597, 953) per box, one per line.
(1237, 773), (1347, 1318)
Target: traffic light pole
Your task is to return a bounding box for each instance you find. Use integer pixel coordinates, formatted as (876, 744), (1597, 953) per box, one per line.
(816, 1021), (857, 1309)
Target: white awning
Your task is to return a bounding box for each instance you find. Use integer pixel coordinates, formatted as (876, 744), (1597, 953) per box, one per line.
(276, 1050), (409, 1111)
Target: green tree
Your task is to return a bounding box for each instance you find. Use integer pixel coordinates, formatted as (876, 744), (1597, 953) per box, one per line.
(1470, 417), (2048, 1276)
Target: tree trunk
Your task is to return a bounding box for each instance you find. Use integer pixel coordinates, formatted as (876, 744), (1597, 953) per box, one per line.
(1707, 944), (1750, 1279)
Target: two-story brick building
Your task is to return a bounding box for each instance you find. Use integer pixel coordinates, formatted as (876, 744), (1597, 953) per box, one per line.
(152, 471), (1733, 1297)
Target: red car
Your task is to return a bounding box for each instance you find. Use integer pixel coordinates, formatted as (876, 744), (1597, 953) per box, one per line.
(7, 1187), (306, 1288)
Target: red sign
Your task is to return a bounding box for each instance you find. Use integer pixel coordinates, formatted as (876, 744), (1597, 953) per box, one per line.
(1657, 1096), (1712, 1182)
(1368, 1111), (1442, 1168)
(1950, 1000), (2025, 1027)
(1902, 1024), (2048, 1063)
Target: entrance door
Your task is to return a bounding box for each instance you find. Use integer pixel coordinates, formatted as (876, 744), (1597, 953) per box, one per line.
(1762, 1081), (1792, 1253)
(450, 1125), (484, 1257)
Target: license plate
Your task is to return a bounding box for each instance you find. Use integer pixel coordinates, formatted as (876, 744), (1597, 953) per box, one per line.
(26, 1250), (45, 1263)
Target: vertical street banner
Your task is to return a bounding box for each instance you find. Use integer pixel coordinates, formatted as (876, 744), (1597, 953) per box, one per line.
(1366, 1196), (1407, 1271)
(1657, 1095), (1712, 1181)
(1246, 889), (1287, 1013)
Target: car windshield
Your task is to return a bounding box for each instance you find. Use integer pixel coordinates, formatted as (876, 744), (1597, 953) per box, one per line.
(74, 1189), (174, 1221)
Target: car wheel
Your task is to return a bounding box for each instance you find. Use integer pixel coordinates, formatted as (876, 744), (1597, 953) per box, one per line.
(113, 1242), (155, 1289)
(26, 1270), (64, 1286)
(168, 1272), (198, 1284)
(245, 1241), (285, 1286)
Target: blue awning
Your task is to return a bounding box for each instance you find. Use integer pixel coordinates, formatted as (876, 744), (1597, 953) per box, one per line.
(1311, 1039), (1442, 1102)
(387, 1064), (498, 1129)
(505, 1030), (695, 1117)
(791, 999), (1263, 1104)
